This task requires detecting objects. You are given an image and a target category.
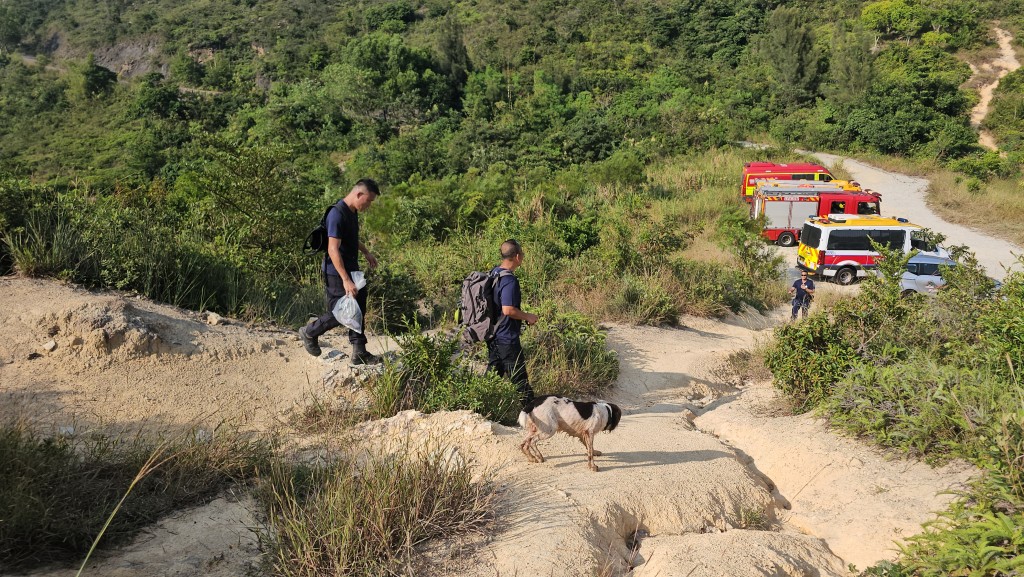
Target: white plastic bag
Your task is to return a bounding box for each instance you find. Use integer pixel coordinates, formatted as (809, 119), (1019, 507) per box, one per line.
(332, 271), (366, 333)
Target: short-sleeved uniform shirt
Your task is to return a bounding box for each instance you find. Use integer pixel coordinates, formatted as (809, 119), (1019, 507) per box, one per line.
(792, 278), (815, 301)
(323, 201), (360, 276)
(490, 266), (522, 344)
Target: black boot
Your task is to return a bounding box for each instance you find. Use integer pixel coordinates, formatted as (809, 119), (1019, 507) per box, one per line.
(350, 342), (381, 365)
(298, 326), (322, 357)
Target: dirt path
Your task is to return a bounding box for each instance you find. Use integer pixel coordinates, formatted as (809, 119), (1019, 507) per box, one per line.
(0, 277), (975, 576)
(969, 26), (1021, 151)
(6, 146), (1016, 574)
(811, 152), (1023, 279)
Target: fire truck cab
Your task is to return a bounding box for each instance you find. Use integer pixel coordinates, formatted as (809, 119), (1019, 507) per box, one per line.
(740, 161), (834, 203)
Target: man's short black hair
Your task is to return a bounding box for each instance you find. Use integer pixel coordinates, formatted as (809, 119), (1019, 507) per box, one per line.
(355, 178), (380, 196)
(500, 239), (522, 260)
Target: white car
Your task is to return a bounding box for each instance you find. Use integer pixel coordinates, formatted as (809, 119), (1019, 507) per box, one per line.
(901, 253), (956, 296)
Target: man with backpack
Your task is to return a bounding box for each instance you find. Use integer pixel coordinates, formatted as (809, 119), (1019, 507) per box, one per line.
(299, 179), (382, 364)
(487, 239), (538, 407)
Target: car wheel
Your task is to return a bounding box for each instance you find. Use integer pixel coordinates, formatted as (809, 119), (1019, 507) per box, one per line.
(777, 232), (796, 247)
(835, 267), (857, 285)
(901, 289), (917, 298)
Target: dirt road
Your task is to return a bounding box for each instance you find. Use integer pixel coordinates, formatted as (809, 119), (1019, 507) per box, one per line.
(811, 152), (1022, 279)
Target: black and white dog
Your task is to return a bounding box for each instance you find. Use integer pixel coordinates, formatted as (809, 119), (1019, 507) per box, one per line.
(518, 395), (622, 472)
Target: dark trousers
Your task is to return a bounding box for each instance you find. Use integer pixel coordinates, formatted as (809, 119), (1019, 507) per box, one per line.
(487, 339), (534, 407)
(791, 297), (810, 319)
(307, 272), (368, 345)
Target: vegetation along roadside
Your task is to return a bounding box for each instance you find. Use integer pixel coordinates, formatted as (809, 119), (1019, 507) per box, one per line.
(764, 243), (1024, 576)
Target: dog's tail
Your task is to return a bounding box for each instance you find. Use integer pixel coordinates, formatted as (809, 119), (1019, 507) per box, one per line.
(517, 410), (530, 428)
(517, 395), (549, 428)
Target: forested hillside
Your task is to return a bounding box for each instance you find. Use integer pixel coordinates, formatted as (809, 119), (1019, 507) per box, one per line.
(3, 3), (1024, 576)
(0, 0), (1021, 327)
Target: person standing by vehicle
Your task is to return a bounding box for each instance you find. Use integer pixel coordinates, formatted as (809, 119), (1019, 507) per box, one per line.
(488, 239), (539, 407)
(789, 271), (815, 320)
(299, 179), (381, 365)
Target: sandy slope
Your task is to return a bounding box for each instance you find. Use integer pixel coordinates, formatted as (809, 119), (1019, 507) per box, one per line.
(1, 277), (974, 577)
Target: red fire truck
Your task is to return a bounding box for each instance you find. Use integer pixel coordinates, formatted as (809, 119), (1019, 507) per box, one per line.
(739, 161), (834, 203)
(751, 180), (882, 246)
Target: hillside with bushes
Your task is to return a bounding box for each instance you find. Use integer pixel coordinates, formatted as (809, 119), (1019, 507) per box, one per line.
(2, 2), (1024, 576)
(2, 0), (1022, 329)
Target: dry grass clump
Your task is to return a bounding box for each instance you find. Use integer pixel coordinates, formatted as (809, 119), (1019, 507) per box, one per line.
(0, 417), (271, 571)
(927, 170), (1024, 246)
(723, 345), (774, 385)
(256, 442), (495, 577)
(2, 408), (500, 577)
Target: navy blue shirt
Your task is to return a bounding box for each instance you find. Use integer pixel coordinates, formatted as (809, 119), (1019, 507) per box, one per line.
(323, 201), (360, 276)
(490, 266), (521, 344)
(792, 278), (815, 301)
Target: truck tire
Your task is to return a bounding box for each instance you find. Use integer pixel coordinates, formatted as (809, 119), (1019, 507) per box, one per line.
(777, 232), (796, 247)
(835, 267), (857, 285)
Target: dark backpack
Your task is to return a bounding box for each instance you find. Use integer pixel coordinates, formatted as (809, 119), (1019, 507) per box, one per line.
(303, 200), (345, 254)
(459, 269), (513, 343)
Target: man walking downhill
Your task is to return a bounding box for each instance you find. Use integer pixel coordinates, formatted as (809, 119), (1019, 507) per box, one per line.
(299, 179), (381, 365)
(487, 239), (539, 407)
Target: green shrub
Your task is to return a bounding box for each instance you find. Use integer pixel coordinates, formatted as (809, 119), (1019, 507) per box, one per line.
(763, 312), (858, 410)
(366, 261), (426, 335)
(824, 355), (983, 459)
(370, 330), (521, 425)
(523, 308), (620, 397)
(947, 152), (1017, 181)
(586, 148), (648, 190)
(555, 214), (599, 258)
(895, 464), (1024, 576)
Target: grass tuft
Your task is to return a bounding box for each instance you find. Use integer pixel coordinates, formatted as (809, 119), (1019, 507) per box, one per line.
(256, 442), (494, 577)
(0, 418), (272, 571)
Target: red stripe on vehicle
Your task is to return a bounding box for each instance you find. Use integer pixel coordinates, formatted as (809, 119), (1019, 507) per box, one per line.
(822, 254), (874, 266)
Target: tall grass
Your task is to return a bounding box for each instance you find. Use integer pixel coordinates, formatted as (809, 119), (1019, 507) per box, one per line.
(3, 206), (89, 279)
(257, 443), (494, 577)
(927, 168), (1024, 246)
(523, 307), (620, 397)
(0, 418), (272, 571)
